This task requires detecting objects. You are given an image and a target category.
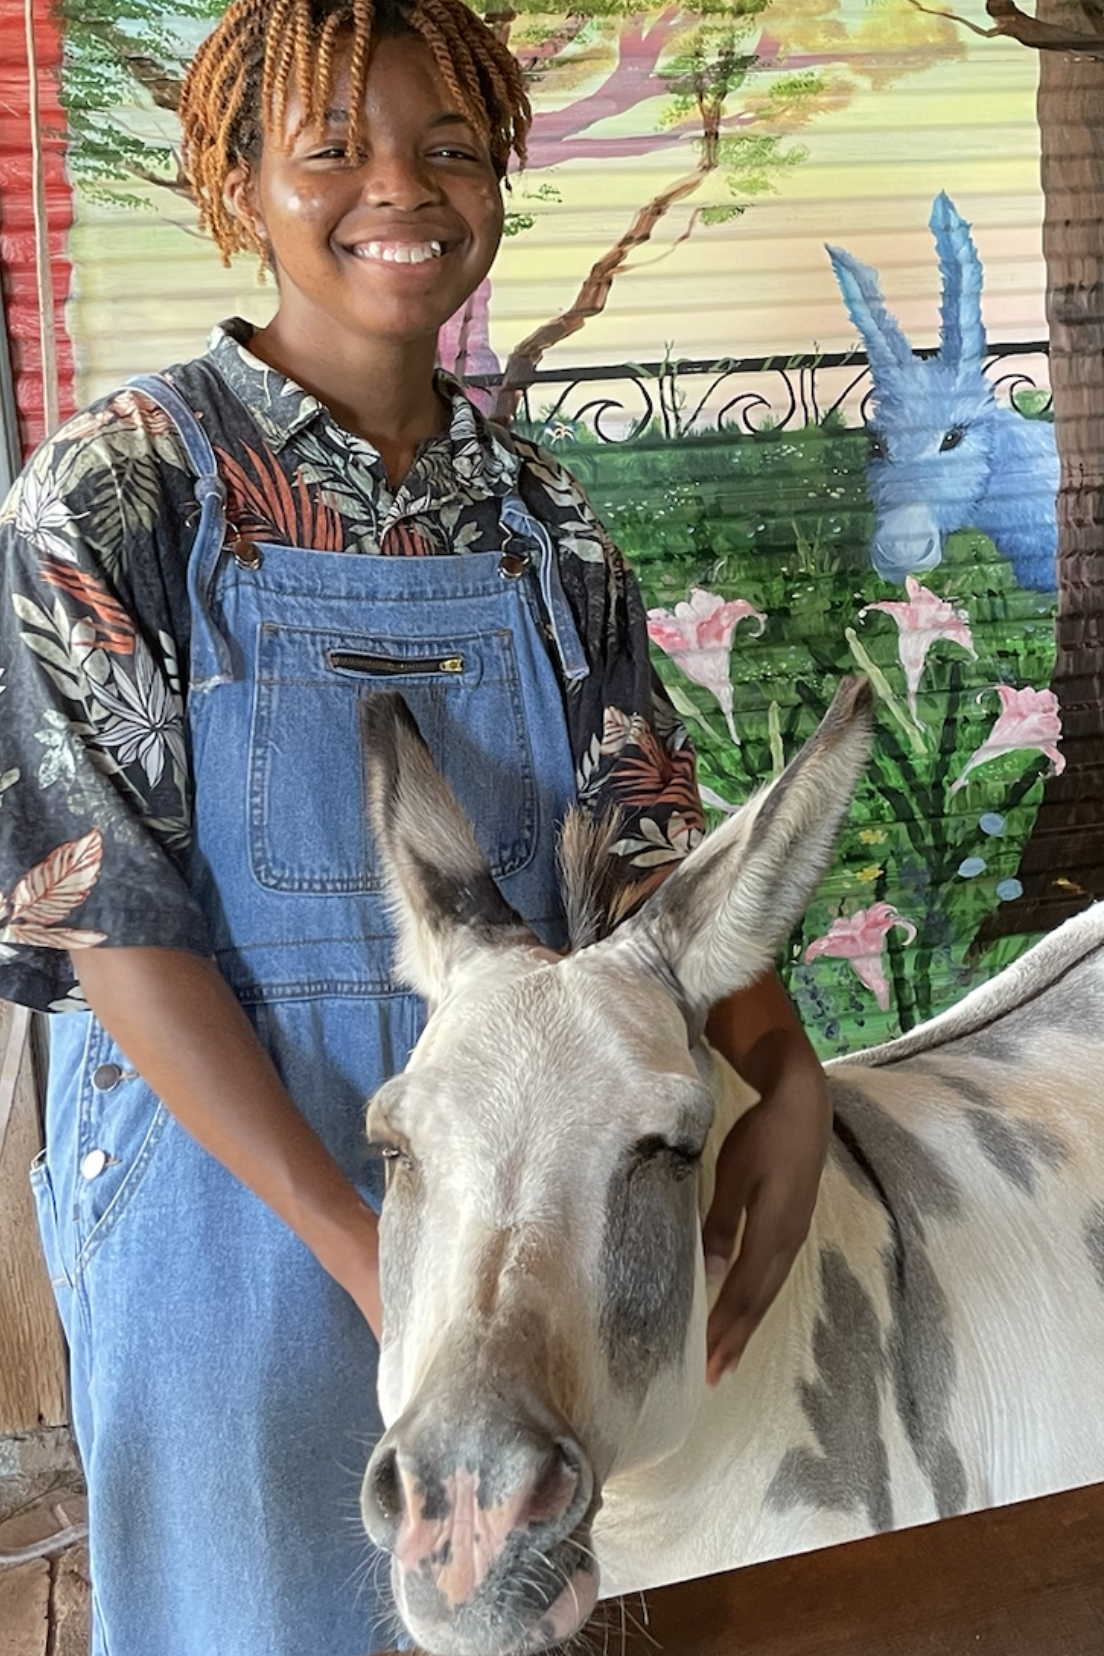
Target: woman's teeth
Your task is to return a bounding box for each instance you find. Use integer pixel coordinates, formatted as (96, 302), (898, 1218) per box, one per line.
(354, 241), (443, 264)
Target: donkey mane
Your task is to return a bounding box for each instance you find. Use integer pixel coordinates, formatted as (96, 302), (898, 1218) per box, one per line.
(556, 808), (642, 950)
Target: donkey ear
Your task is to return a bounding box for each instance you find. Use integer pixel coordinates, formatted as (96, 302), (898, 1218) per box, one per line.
(826, 244), (915, 377)
(364, 693), (538, 1003)
(930, 192), (987, 374)
(610, 678), (874, 1026)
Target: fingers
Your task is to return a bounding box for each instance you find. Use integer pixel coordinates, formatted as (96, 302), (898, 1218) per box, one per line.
(705, 1228), (792, 1386)
(701, 1114), (755, 1277)
(704, 1169), (810, 1387)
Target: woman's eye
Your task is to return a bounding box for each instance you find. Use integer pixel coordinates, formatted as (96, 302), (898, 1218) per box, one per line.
(432, 147), (476, 161)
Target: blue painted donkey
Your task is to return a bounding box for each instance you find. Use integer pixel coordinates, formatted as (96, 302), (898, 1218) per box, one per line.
(827, 193), (1057, 591)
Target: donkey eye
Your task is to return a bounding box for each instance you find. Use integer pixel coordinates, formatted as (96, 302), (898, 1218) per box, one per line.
(867, 432), (887, 460)
(631, 1135), (703, 1172)
(940, 426), (965, 452)
(369, 1140), (411, 1166)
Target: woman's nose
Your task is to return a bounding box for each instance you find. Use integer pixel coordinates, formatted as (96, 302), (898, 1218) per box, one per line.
(360, 148), (440, 209)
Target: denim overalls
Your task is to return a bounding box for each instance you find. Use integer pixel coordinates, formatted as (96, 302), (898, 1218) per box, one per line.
(34, 375), (585, 1656)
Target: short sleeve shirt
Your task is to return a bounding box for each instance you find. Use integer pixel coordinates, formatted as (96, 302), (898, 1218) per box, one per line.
(0, 319), (702, 1011)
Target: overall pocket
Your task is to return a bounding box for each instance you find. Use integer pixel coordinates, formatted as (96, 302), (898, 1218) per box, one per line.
(29, 1151), (68, 1292)
(248, 621), (538, 893)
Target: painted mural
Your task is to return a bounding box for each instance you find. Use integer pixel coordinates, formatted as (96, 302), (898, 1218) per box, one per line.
(18, 0), (1104, 1053)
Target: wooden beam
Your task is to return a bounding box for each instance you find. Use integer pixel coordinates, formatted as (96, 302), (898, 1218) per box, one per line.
(0, 1002), (67, 1434)
(616, 1479), (1104, 1655)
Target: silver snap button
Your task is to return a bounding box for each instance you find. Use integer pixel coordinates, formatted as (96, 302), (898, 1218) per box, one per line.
(80, 1149), (109, 1181)
(92, 1062), (124, 1091)
(498, 550), (530, 579)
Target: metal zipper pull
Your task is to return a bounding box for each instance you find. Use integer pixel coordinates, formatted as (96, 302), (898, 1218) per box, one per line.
(326, 649), (466, 676)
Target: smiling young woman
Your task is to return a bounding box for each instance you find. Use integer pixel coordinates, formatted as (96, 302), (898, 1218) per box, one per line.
(0, 1), (830, 1653)
(222, 33), (509, 476)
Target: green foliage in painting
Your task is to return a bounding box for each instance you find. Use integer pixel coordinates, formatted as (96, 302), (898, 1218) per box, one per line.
(54, 0), (220, 204)
(527, 410), (1057, 1057)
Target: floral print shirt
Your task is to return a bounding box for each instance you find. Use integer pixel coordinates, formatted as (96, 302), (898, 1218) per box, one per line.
(0, 320), (702, 1012)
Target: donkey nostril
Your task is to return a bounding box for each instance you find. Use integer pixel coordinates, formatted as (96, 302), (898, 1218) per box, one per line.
(526, 1439), (585, 1529)
(368, 1446), (404, 1526)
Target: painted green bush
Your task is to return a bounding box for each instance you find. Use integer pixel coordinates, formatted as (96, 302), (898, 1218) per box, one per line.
(528, 414), (1058, 1057)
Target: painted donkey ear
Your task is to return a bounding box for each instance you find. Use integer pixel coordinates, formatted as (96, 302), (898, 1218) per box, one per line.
(364, 693), (538, 1003)
(610, 678), (874, 1027)
(826, 244), (915, 376)
(930, 192), (987, 373)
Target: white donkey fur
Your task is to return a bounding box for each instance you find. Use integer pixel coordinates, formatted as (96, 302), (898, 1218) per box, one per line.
(598, 902), (1104, 1592)
(360, 682), (1104, 1652)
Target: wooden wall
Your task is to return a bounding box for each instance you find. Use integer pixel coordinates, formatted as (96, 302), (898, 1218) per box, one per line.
(0, 1002), (67, 1434)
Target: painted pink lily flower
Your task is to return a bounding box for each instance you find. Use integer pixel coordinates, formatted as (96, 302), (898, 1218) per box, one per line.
(951, 684), (1065, 796)
(805, 901), (917, 1011)
(646, 587), (766, 746)
(860, 575), (976, 724)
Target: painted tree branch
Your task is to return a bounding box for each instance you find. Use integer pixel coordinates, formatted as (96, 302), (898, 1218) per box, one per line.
(909, 0), (1104, 58)
(76, 19), (184, 108)
(504, 11), (593, 77)
(527, 8), (689, 160)
(125, 159), (190, 194)
(492, 102), (722, 421)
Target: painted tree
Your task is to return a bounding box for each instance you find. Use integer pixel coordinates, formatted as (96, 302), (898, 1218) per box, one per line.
(1019, 1), (1104, 932)
(54, 0), (963, 395)
(920, 0), (1104, 938)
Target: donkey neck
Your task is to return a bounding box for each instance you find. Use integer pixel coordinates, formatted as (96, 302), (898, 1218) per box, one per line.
(594, 1087), (951, 1597)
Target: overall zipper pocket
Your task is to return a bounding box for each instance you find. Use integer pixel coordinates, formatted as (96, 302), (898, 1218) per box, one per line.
(326, 649), (465, 676)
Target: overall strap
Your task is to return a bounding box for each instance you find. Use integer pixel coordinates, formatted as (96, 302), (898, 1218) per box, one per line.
(127, 373), (233, 690)
(499, 493), (589, 684)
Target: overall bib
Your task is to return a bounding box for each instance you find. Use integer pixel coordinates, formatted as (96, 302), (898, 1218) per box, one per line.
(33, 375), (585, 1656)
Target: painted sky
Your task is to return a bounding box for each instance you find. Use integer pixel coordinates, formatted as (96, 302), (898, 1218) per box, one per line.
(67, 0), (1043, 400)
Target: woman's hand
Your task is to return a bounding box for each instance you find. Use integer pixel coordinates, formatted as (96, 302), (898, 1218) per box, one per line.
(701, 971), (831, 1386)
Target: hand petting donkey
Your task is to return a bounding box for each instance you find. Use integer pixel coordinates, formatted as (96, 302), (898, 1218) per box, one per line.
(828, 192), (1057, 593)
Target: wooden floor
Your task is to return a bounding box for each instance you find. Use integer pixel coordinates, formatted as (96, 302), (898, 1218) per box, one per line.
(1, 1476), (1102, 1655)
(0, 1471), (88, 1656)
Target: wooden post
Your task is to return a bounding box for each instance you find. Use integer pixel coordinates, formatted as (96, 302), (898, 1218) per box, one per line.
(0, 1001), (67, 1434)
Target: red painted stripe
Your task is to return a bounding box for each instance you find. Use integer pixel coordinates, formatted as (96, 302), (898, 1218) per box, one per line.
(0, 0), (77, 458)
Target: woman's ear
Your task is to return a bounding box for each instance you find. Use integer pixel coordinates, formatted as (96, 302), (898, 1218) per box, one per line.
(224, 164), (268, 256)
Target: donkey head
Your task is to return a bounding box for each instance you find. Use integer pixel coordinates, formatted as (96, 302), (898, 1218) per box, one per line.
(828, 192), (998, 583)
(359, 680), (872, 1656)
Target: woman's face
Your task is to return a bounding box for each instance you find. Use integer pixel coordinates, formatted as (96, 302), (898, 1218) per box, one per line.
(231, 31), (505, 356)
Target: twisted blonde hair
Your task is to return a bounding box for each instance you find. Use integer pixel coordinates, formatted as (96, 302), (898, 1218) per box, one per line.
(179, 0), (531, 263)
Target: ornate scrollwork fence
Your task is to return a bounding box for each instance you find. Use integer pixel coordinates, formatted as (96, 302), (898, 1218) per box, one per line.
(466, 340), (1053, 442)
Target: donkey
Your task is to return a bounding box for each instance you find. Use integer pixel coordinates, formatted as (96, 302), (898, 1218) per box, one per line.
(827, 193), (1058, 591)
(358, 682), (1104, 1656)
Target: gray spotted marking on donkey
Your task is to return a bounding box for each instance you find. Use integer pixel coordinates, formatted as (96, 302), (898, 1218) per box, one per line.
(766, 1246), (893, 1532)
(356, 682), (1104, 1656)
(829, 1080), (967, 1520)
(599, 1122), (703, 1397)
(964, 1107), (1067, 1198)
(899, 1057), (1073, 1184)
(1085, 1205), (1104, 1300)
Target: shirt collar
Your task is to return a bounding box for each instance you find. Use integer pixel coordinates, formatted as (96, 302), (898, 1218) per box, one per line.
(207, 318), (520, 499)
